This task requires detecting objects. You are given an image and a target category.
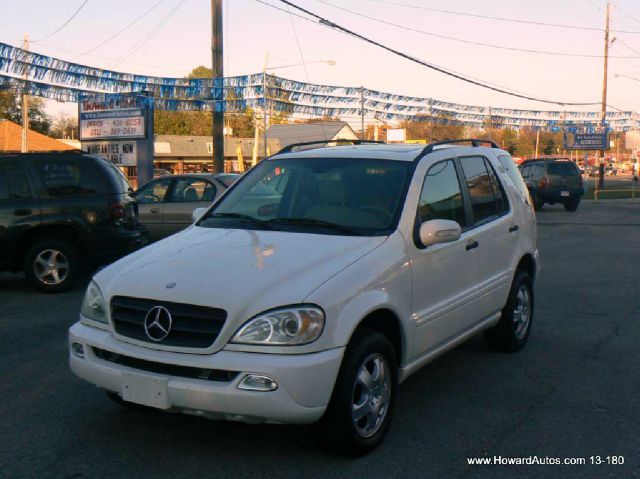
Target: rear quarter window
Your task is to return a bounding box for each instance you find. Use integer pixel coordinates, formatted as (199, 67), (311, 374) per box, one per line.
(548, 163), (579, 176)
(498, 155), (531, 204)
(32, 156), (110, 197)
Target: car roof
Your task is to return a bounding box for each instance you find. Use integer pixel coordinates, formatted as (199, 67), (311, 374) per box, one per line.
(270, 143), (504, 162)
(165, 173), (238, 180)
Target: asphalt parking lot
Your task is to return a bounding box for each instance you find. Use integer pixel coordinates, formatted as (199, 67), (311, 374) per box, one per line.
(1, 201), (639, 478)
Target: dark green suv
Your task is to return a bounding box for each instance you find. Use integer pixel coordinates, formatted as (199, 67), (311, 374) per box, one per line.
(519, 158), (584, 212)
(0, 153), (148, 292)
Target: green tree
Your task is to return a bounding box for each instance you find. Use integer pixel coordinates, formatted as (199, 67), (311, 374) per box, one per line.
(0, 90), (51, 134)
(154, 66), (257, 137)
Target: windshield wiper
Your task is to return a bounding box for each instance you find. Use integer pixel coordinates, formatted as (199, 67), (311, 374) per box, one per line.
(209, 212), (274, 230)
(266, 217), (360, 235)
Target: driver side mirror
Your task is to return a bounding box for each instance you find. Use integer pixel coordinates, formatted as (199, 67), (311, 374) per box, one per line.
(419, 219), (461, 248)
(192, 207), (208, 223)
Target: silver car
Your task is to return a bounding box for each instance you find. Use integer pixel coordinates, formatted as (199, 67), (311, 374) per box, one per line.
(136, 173), (240, 241)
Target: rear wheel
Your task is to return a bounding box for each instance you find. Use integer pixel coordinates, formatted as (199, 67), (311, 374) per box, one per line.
(564, 198), (580, 212)
(319, 331), (398, 456)
(24, 239), (81, 293)
(533, 195), (544, 211)
(484, 270), (534, 352)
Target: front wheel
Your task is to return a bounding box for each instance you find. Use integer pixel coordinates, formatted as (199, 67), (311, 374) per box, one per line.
(319, 331), (398, 456)
(533, 195), (544, 211)
(484, 270), (534, 352)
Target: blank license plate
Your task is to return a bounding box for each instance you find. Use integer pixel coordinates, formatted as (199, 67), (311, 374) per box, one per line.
(561, 191), (570, 197)
(122, 371), (170, 409)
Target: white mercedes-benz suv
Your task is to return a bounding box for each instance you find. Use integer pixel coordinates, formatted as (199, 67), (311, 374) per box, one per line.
(69, 139), (538, 455)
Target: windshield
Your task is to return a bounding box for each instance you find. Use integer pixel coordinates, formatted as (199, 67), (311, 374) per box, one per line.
(198, 157), (412, 236)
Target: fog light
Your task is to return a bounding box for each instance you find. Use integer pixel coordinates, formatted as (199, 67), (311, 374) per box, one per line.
(238, 374), (278, 392)
(71, 342), (85, 358)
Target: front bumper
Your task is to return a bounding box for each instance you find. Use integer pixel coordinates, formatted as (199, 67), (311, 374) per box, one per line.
(68, 322), (343, 424)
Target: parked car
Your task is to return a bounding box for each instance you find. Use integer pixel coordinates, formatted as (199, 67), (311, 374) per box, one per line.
(69, 140), (538, 455)
(135, 173), (240, 241)
(0, 152), (148, 292)
(519, 158), (583, 211)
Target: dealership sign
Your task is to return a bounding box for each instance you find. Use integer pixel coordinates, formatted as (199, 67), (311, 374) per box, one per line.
(79, 97), (147, 141)
(78, 94), (154, 185)
(563, 128), (610, 150)
(82, 141), (137, 166)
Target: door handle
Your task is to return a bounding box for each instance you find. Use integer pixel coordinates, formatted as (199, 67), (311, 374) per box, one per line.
(465, 240), (479, 251)
(509, 224), (519, 233)
(14, 208), (32, 216)
(150, 207), (160, 214)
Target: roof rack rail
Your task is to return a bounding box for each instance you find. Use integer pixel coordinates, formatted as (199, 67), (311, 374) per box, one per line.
(277, 139), (386, 154)
(415, 138), (500, 161)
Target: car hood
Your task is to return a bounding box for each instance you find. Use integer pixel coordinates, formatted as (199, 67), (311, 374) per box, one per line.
(96, 225), (386, 333)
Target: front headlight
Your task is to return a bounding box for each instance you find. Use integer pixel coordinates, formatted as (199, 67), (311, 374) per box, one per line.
(231, 306), (325, 346)
(80, 281), (108, 325)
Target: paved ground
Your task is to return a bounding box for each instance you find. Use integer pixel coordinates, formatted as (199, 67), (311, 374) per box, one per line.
(1, 201), (640, 478)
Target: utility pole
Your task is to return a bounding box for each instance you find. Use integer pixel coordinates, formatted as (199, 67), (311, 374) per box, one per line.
(21, 34), (29, 153)
(211, 0), (224, 172)
(360, 87), (366, 140)
(599, 0), (611, 189)
(535, 129), (540, 158)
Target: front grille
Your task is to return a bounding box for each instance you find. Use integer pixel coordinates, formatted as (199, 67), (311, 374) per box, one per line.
(93, 347), (238, 382)
(111, 296), (227, 348)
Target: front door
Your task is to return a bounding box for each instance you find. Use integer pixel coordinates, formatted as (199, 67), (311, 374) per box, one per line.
(161, 177), (217, 237)
(136, 177), (172, 241)
(410, 158), (478, 356)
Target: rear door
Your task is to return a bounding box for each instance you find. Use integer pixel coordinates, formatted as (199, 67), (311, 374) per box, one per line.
(0, 159), (40, 268)
(161, 177), (217, 237)
(135, 177), (172, 241)
(458, 155), (516, 319)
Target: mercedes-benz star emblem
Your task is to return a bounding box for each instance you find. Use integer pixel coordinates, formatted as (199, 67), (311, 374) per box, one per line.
(144, 306), (173, 342)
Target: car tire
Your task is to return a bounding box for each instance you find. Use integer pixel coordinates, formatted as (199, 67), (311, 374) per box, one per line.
(318, 330), (398, 456)
(564, 198), (580, 212)
(484, 270), (534, 353)
(533, 196), (544, 211)
(24, 238), (81, 293)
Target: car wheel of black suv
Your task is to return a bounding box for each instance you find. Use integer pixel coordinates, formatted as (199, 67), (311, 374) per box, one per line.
(564, 198), (580, 212)
(533, 195), (544, 211)
(318, 330), (398, 456)
(24, 238), (81, 293)
(484, 270), (534, 352)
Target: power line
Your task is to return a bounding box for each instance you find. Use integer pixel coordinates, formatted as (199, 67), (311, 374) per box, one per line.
(265, 0), (600, 106)
(31, 0), (90, 43)
(111, 0), (188, 68)
(366, 0), (640, 35)
(315, 0), (640, 59)
(74, 0), (166, 60)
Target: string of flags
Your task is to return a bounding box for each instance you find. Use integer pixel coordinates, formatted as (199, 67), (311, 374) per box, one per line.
(0, 42), (638, 130)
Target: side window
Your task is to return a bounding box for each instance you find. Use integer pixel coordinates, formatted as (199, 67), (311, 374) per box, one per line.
(499, 155), (531, 203)
(0, 161), (31, 200)
(520, 165), (530, 179)
(460, 156), (505, 225)
(137, 178), (171, 204)
(168, 178), (216, 202)
(33, 157), (107, 197)
(484, 158), (509, 214)
(417, 160), (466, 227)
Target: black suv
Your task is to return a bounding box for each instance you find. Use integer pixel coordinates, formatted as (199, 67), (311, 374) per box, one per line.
(519, 158), (584, 212)
(0, 153), (148, 292)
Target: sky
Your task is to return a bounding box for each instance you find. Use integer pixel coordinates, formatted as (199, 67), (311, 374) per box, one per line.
(2, 0), (640, 121)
